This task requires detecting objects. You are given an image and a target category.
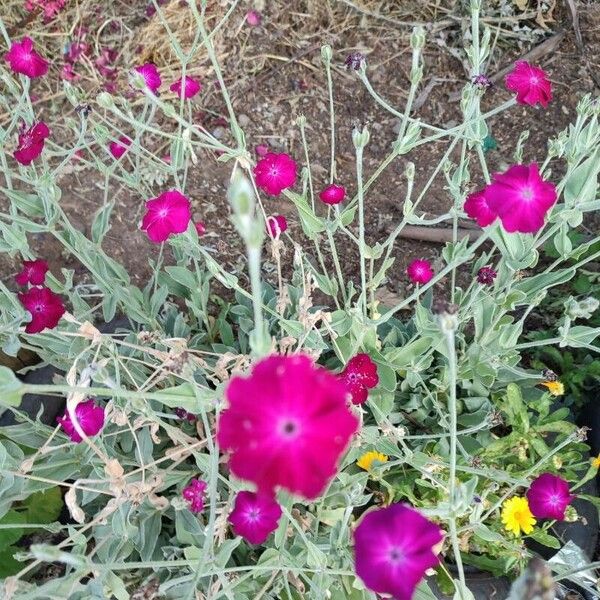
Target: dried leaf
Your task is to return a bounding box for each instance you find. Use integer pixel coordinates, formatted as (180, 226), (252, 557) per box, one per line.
(65, 486), (85, 524)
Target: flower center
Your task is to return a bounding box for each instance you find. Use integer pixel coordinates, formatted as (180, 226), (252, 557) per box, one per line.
(269, 167), (279, 178)
(530, 76), (539, 85)
(246, 507), (261, 522)
(158, 208), (169, 218)
(548, 494), (560, 506)
(388, 546), (404, 565)
(279, 418), (300, 439)
(521, 187), (534, 201)
(34, 304), (44, 313)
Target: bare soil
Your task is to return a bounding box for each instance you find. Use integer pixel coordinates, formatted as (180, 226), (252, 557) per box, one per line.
(1, 0), (599, 308)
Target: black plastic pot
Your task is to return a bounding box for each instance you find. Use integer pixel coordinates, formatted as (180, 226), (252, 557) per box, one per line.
(429, 565), (511, 599)
(0, 317), (130, 427)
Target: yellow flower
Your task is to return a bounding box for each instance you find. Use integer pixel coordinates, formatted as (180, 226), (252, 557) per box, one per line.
(357, 451), (388, 471)
(592, 455), (600, 469)
(540, 380), (565, 396)
(501, 497), (536, 536)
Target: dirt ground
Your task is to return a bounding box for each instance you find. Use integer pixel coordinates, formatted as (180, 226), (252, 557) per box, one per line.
(1, 0), (599, 307)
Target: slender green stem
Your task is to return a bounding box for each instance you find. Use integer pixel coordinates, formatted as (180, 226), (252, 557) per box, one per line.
(443, 324), (466, 595)
(356, 144), (367, 318)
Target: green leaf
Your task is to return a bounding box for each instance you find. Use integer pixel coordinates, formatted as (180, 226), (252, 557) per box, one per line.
(505, 384), (529, 432)
(165, 266), (197, 290)
(91, 202), (114, 244)
(384, 337), (432, 369)
(23, 488), (63, 525)
(527, 528), (561, 549)
(0, 367), (25, 408)
(515, 268), (575, 299)
(287, 192), (325, 237)
(0, 546), (22, 578)
(0, 510), (27, 551)
(564, 150), (600, 206)
(339, 205), (357, 227)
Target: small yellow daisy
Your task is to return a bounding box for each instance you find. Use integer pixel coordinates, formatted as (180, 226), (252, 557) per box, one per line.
(501, 497), (536, 536)
(540, 380), (565, 397)
(357, 451), (388, 471)
(592, 455), (600, 469)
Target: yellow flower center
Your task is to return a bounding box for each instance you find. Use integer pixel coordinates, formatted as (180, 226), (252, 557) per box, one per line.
(357, 451), (389, 471)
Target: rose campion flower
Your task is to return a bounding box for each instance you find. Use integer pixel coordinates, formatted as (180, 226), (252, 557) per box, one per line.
(253, 153), (297, 196)
(229, 491), (282, 544)
(15, 259), (49, 286)
(4, 37), (49, 78)
(266, 215), (287, 239)
(194, 221), (206, 236)
(170, 75), (202, 99)
(217, 354), (359, 500)
(255, 144), (269, 157)
(354, 504), (443, 600)
(505, 61), (552, 108)
(246, 10), (261, 26)
(141, 190), (192, 243)
(319, 184), (346, 205)
(526, 473), (574, 521)
(18, 286), (65, 333)
(182, 478), (207, 513)
(57, 399), (105, 443)
(109, 136), (131, 160)
(464, 190), (497, 227)
(407, 259), (433, 285)
(477, 266), (497, 286)
(134, 63), (161, 93)
(14, 122), (50, 166)
(483, 163), (557, 234)
(339, 354), (379, 405)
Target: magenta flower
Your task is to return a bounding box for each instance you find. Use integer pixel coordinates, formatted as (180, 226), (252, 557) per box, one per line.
(354, 504), (443, 600)
(25, 0), (67, 21)
(484, 163), (557, 234)
(141, 190), (192, 243)
(407, 259), (433, 285)
(18, 287), (65, 333)
(255, 144), (269, 157)
(170, 75), (202, 99)
(57, 399), (105, 443)
(464, 190), (497, 227)
(246, 10), (262, 26)
(109, 136), (131, 160)
(182, 478), (207, 513)
(14, 122), (50, 166)
(526, 473), (574, 521)
(134, 63), (161, 93)
(217, 354), (359, 500)
(195, 221), (206, 236)
(505, 61), (552, 108)
(4, 37), (49, 78)
(266, 214), (288, 239)
(339, 354), (379, 405)
(254, 153), (297, 196)
(319, 184), (346, 205)
(229, 491), (282, 544)
(477, 266), (497, 286)
(15, 259), (49, 286)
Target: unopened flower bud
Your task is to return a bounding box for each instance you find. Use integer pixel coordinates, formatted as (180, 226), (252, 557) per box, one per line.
(410, 26), (426, 50)
(321, 44), (333, 64)
(352, 125), (370, 149)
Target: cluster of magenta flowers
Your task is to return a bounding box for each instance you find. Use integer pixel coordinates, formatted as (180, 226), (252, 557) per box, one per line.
(15, 259), (66, 334)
